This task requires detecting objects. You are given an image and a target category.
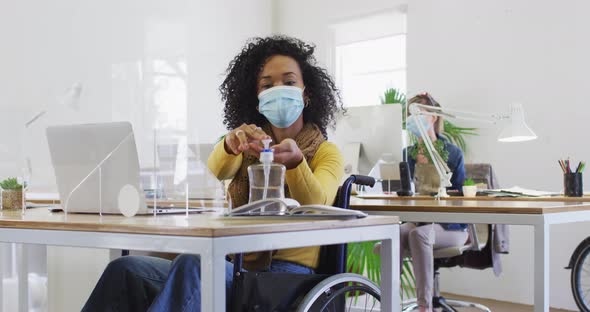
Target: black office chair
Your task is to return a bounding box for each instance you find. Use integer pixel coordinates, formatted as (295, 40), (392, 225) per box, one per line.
(230, 175), (383, 312)
(402, 224), (492, 312)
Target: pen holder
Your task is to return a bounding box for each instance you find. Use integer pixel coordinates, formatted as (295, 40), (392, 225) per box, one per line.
(564, 173), (583, 197)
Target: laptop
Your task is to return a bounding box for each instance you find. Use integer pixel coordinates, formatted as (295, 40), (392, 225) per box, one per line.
(46, 122), (210, 215)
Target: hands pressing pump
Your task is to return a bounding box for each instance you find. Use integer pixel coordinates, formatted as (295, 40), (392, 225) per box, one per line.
(224, 124), (303, 169)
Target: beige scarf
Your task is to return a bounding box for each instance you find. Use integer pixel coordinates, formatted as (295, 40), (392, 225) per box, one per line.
(228, 123), (325, 270)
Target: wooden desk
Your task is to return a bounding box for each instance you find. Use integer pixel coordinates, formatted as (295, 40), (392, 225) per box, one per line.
(0, 208), (400, 311)
(351, 197), (590, 312)
(356, 193), (590, 202)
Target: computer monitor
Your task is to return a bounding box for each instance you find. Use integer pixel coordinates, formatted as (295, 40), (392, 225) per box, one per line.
(328, 105), (405, 191)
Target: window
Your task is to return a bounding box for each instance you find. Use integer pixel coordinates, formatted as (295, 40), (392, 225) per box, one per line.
(332, 10), (407, 107)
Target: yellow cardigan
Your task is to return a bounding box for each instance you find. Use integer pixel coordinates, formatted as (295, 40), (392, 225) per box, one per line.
(207, 140), (344, 269)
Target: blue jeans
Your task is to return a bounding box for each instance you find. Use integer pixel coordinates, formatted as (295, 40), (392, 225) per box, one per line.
(82, 255), (314, 312)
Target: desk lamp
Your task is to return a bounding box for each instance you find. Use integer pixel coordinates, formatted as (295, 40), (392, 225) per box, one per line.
(409, 102), (537, 198)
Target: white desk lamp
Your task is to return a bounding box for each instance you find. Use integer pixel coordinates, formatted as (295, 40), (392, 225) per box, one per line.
(25, 83), (82, 128)
(409, 102), (537, 198)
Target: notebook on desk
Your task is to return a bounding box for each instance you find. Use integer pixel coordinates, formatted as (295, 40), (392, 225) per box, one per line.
(226, 198), (367, 219)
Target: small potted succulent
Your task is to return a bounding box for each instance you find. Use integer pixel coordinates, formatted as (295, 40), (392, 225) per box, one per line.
(462, 178), (478, 197)
(0, 177), (25, 210)
(411, 140), (450, 195)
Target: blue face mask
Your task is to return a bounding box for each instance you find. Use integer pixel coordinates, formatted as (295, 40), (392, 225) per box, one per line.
(258, 86), (305, 128)
(406, 115), (432, 138)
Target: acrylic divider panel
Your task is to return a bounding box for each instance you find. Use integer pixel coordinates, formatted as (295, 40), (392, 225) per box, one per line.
(150, 127), (225, 216)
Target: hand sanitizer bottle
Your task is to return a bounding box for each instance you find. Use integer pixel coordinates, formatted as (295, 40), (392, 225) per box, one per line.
(247, 139), (286, 212)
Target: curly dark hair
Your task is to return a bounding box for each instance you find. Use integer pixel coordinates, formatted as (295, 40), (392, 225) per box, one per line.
(219, 35), (343, 136)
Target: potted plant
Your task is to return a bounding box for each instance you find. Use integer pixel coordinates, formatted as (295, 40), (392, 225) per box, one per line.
(0, 177), (25, 210)
(410, 139), (450, 195)
(381, 87), (407, 128)
(462, 178), (478, 197)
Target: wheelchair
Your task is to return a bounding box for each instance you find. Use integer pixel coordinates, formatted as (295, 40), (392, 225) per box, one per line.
(567, 236), (590, 312)
(230, 175), (383, 312)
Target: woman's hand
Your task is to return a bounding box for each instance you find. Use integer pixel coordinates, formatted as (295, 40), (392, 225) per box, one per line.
(270, 139), (304, 170)
(224, 124), (270, 155)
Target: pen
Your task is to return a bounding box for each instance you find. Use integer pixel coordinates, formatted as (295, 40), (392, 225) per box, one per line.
(559, 160), (566, 173)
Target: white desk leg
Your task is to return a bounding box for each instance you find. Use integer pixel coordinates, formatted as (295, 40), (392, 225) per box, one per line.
(381, 224), (401, 312)
(200, 252), (226, 312)
(16, 244), (28, 312)
(534, 222), (549, 312)
(0, 243), (5, 312)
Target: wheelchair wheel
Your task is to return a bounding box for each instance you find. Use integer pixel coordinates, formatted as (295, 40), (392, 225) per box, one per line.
(296, 273), (381, 312)
(571, 239), (590, 312)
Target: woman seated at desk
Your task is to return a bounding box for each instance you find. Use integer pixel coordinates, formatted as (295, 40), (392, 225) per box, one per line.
(379, 93), (468, 312)
(81, 36), (344, 312)
(405, 93), (465, 192)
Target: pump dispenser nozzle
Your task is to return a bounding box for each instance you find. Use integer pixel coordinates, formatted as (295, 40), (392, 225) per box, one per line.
(259, 139), (273, 201)
(260, 139), (273, 163)
(247, 138), (286, 209)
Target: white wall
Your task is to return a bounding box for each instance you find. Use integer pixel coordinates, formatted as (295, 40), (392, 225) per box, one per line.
(1, 1), (272, 311)
(408, 0), (590, 310)
(275, 0), (407, 71)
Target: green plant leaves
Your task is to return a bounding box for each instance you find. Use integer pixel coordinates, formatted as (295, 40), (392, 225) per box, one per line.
(381, 87), (407, 128)
(381, 88), (406, 105)
(347, 242), (416, 300)
(347, 241), (381, 285)
(408, 120), (478, 154)
(409, 139), (450, 163)
(463, 178), (476, 186)
(401, 259), (416, 299)
(441, 120), (478, 153)
(0, 177), (23, 190)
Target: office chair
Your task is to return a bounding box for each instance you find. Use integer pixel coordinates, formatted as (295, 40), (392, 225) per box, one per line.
(464, 163), (500, 189)
(231, 175), (383, 312)
(404, 163), (500, 312)
(402, 224), (491, 312)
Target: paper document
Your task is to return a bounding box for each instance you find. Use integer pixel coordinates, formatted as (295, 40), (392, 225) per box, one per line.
(356, 193), (400, 199)
(482, 186), (560, 197)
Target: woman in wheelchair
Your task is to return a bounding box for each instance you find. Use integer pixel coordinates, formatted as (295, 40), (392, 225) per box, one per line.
(82, 35), (344, 312)
(389, 93), (468, 312)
